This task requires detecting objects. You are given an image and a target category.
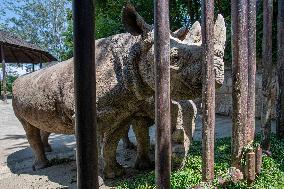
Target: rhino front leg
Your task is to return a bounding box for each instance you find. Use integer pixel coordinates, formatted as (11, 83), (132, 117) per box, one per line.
(19, 118), (48, 170)
(122, 125), (136, 149)
(40, 130), (52, 152)
(132, 117), (152, 170)
(103, 125), (129, 179)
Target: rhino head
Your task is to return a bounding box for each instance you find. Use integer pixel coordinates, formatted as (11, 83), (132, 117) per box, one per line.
(122, 5), (226, 100)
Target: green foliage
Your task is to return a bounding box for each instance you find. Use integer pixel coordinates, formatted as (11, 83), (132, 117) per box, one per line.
(116, 134), (284, 189)
(1, 0), (71, 61)
(6, 75), (17, 93)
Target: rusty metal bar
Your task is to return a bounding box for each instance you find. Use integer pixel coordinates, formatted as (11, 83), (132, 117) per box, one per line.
(276, 0), (284, 138)
(245, 151), (256, 185)
(0, 45), (7, 104)
(255, 145), (262, 174)
(247, 0), (256, 142)
(154, 0), (171, 188)
(231, 0), (249, 169)
(261, 0), (273, 152)
(73, 0), (99, 188)
(201, 0), (215, 182)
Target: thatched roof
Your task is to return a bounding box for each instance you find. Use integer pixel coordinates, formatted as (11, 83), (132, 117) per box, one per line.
(0, 30), (57, 63)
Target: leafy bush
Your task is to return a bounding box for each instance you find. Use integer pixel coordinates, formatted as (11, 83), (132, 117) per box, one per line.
(116, 134), (284, 189)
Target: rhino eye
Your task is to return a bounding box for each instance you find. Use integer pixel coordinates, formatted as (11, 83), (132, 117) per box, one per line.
(171, 53), (180, 62)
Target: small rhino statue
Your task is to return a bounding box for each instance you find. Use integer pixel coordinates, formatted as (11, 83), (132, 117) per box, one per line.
(122, 99), (197, 171)
(12, 5), (226, 178)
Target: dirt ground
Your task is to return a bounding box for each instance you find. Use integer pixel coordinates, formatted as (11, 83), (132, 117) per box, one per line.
(0, 99), (276, 188)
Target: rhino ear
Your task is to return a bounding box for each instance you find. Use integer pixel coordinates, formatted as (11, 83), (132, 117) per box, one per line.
(172, 27), (189, 41)
(122, 4), (152, 36)
(214, 14), (226, 52)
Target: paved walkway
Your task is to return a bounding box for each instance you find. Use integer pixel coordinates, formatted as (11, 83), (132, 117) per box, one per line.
(0, 100), (276, 188)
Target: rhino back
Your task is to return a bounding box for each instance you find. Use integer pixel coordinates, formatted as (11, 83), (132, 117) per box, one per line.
(12, 33), (141, 134)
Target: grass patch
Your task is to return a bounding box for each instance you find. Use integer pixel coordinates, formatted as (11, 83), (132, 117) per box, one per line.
(116, 134), (284, 188)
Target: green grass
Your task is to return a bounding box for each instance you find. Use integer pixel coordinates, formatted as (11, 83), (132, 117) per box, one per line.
(116, 134), (284, 189)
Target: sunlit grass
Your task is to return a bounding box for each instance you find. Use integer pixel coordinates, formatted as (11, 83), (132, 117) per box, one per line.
(116, 134), (284, 189)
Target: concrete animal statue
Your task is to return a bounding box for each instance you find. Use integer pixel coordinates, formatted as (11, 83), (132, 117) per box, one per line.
(12, 5), (226, 178)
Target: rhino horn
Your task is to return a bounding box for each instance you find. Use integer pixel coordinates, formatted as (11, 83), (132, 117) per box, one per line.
(214, 14), (226, 56)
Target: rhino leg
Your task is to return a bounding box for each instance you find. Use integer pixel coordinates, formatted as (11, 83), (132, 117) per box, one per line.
(103, 125), (129, 179)
(132, 117), (152, 170)
(40, 131), (52, 152)
(122, 125), (136, 150)
(19, 118), (48, 170)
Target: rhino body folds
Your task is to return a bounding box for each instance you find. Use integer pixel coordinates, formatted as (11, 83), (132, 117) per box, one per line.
(12, 5), (226, 178)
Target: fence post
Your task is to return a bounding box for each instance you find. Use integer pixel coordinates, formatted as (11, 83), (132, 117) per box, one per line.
(261, 0), (273, 152)
(154, 0), (171, 188)
(73, 0), (99, 188)
(231, 0), (249, 169)
(201, 0), (215, 182)
(247, 0), (256, 143)
(0, 45), (7, 104)
(276, 0), (284, 138)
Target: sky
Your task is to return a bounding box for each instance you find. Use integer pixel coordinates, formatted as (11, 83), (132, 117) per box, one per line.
(0, 0), (20, 24)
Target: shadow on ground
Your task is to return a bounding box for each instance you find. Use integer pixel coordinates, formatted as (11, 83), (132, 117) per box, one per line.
(4, 133), (154, 188)
(5, 134), (77, 188)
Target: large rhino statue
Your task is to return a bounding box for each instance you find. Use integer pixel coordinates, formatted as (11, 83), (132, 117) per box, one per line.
(12, 5), (226, 178)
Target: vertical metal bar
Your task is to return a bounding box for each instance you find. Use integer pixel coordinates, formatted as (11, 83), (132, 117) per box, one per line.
(73, 0), (98, 188)
(201, 0), (215, 182)
(276, 0), (284, 138)
(231, 0), (249, 169)
(247, 0), (256, 142)
(1, 45), (7, 104)
(261, 0), (273, 152)
(154, 0), (171, 188)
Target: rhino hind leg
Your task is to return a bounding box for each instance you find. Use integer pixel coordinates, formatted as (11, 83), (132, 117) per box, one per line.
(19, 118), (48, 170)
(132, 117), (153, 170)
(40, 131), (52, 152)
(103, 125), (129, 179)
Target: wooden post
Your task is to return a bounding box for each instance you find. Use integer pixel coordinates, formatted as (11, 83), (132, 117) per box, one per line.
(231, 0), (249, 169)
(255, 145), (262, 174)
(73, 0), (99, 188)
(261, 0), (273, 152)
(201, 0), (215, 182)
(0, 45), (7, 104)
(276, 0), (284, 138)
(247, 0), (256, 142)
(245, 151), (256, 185)
(154, 0), (171, 188)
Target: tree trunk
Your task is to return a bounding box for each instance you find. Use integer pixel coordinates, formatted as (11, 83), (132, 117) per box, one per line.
(1, 45), (7, 104)
(261, 0), (273, 152)
(247, 0), (256, 143)
(154, 0), (171, 188)
(276, 0), (284, 138)
(201, 0), (215, 182)
(231, 0), (249, 169)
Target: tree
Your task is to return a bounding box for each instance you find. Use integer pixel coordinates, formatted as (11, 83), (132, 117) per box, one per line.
(261, 0), (273, 152)
(276, 0), (284, 138)
(2, 0), (71, 61)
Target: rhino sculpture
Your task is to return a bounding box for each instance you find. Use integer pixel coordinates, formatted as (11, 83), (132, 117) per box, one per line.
(39, 99), (197, 172)
(122, 99), (197, 170)
(12, 5), (226, 178)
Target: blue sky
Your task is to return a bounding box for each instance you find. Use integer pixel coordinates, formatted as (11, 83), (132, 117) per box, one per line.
(0, 0), (19, 24)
